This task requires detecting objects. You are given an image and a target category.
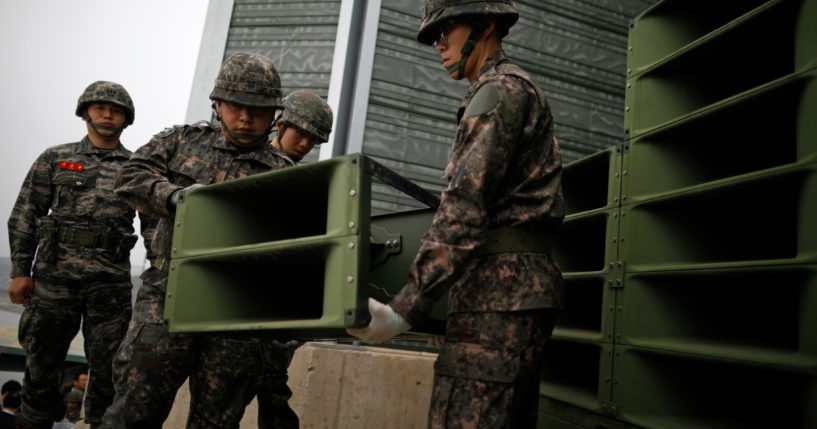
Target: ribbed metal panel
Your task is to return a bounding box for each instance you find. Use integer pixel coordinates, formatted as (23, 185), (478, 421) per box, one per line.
(362, 0), (656, 213)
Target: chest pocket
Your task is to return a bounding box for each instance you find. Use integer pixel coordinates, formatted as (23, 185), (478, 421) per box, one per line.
(168, 153), (214, 186)
(52, 170), (98, 216)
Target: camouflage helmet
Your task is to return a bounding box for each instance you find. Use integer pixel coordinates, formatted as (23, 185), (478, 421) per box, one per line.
(278, 91), (333, 143)
(75, 81), (135, 126)
(209, 52), (283, 109)
(417, 0), (519, 45)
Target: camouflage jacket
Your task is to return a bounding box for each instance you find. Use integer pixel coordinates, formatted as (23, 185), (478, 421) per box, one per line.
(7, 137), (151, 281)
(114, 121), (293, 259)
(390, 50), (565, 326)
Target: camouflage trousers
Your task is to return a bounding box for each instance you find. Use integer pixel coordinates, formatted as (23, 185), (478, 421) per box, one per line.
(256, 340), (300, 429)
(18, 275), (132, 427)
(100, 268), (298, 429)
(428, 309), (557, 429)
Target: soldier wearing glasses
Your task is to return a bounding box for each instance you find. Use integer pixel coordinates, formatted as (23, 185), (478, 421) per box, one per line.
(348, 1), (565, 427)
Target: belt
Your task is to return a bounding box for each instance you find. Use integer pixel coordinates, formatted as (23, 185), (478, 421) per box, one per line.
(151, 255), (171, 274)
(56, 225), (132, 251)
(478, 226), (552, 256)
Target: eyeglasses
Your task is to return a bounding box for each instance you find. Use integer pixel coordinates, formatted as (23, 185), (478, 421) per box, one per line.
(432, 28), (450, 48)
(432, 20), (459, 49)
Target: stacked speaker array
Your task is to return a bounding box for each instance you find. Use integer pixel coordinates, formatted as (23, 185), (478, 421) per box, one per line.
(540, 1), (816, 428)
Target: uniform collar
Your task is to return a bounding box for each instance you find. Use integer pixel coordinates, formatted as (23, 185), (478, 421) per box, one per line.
(269, 137), (299, 165)
(469, 49), (508, 91)
(214, 130), (294, 168)
(458, 49), (510, 122)
(79, 136), (131, 157)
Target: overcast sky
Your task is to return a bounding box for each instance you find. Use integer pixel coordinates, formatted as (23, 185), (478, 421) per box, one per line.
(0, 0), (210, 271)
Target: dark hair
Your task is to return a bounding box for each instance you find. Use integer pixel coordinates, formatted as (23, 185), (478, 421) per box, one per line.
(2, 391), (21, 409)
(1, 380), (21, 395)
(74, 372), (87, 382)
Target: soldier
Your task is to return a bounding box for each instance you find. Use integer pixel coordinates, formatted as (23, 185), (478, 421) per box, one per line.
(347, 1), (565, 427)
(99, 52), (294, 429)
(270, 89), (333, 163)
(7, 81), (154, 429)
(256, 89), (333, 429)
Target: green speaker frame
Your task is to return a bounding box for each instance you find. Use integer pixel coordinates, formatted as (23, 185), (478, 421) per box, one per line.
(163, 153), (442, 337)
(624, 0), (817, 139)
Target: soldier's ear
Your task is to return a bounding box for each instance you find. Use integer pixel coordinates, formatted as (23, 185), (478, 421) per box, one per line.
(483, 17), (497, 41)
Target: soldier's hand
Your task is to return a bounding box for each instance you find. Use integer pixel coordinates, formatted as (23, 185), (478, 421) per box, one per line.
(9, 276), (34, 304)
(168, 183), (205, 209)
(346, 298), (410, 344)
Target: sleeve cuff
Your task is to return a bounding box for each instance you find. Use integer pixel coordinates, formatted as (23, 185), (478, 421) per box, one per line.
(10, 264), (32, 278)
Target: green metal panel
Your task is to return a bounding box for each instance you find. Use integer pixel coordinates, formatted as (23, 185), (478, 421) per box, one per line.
(552, 275), (610, 344)
(561, 145), (623, 217)
(367, 208), (447, 327)
(624, 0), (817, 139)
(550, 144), (625, 345)
(539, 339), (615, 417)
(164, 154), (444, 337)
(625, 0), (771, 76)
(622, 68), (817, 203)
(552, 208), (622, 341)
(544, 144), (624, 422)
(618, 163), (817, 271)
(610, 345), (817, 429)
(616, 265), (817, 369)
(554, 209), (621, 275)
(537, 395), (644, 429)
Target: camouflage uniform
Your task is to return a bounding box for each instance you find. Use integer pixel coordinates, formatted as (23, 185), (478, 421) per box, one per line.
(100, 53), (295, 429)
(7, 81), (152, 428)
(257, 90), (332, 429)
(388, 4), (565, 425)
(270, 89), (333, 164)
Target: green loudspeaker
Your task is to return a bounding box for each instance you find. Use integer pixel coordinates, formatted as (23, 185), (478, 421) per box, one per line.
(162, 154), (445, 337)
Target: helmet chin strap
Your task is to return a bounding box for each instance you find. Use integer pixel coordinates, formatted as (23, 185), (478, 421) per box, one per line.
(84, 114), (124, 137)
(275, 124), (297, 157)
(444, 22), (487, 79)
(220, 122), (271, 149)
(212, 102), (271, 149)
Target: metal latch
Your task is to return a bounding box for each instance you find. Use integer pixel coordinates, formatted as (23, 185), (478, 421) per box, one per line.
(369, 224), (402, 267)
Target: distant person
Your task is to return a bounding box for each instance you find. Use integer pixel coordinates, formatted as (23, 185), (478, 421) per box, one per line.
(64, 373), (86, 422)
(52, 390), (81, 429)
(6, 81), (155, 429)
(0, 390), (21, 429)
(0, 380), (22, 408)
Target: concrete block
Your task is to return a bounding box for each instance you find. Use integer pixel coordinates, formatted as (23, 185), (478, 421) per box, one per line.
(75, 341), (437, 429)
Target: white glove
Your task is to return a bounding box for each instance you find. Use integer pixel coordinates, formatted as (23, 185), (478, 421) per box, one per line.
(346, 298), (411, 344)
(168, 183), (205, 208)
